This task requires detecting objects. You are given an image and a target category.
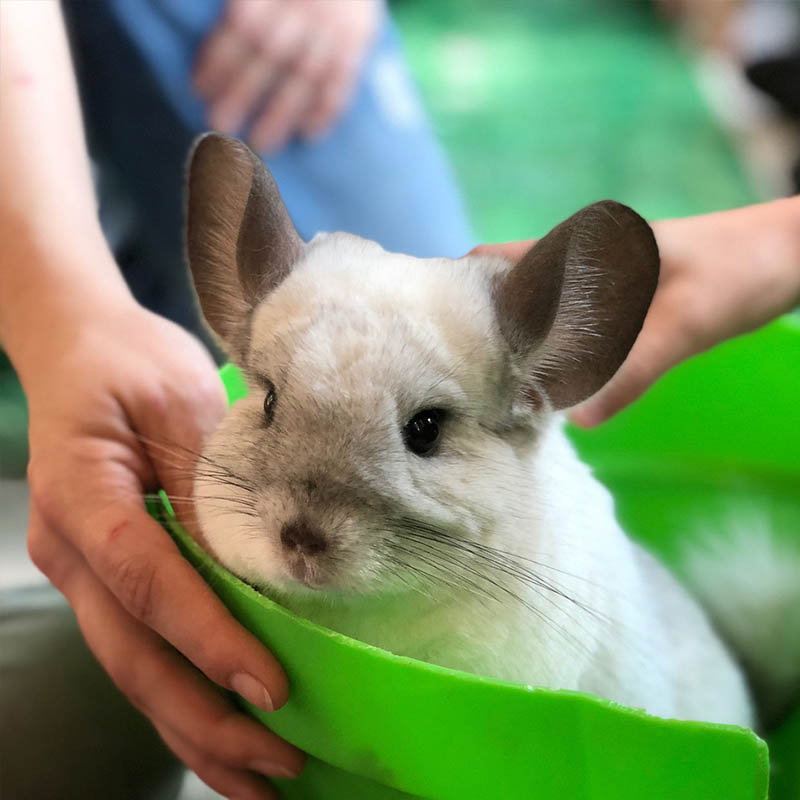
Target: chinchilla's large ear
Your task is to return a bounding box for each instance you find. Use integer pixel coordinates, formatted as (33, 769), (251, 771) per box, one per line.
(495, 200), (659, 410)
(185, 132), (303, 356)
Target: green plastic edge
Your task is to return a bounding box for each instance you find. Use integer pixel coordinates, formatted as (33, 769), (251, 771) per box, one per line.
(148, 332), (800, 799)
(159, 503), (769, 800)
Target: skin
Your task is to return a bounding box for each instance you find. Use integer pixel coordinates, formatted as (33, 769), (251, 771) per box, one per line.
(194, 0), (380, 152)
(2, 3), (796, 794)
(473, 195), (800, 426)
(0, 4), (303, 798)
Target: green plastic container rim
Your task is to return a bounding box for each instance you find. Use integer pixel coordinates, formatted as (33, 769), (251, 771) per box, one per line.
(147, 316), (800, 800)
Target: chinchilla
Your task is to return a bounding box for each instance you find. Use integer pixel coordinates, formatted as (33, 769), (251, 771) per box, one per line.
(182, 133), (800, 730)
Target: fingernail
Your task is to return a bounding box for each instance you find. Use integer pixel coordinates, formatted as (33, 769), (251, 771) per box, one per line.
(231, 672), (274, 712)
(249, 760), (300, 779)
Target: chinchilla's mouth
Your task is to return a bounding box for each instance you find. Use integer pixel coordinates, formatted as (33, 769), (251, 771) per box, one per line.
(288, 554), (327, 589)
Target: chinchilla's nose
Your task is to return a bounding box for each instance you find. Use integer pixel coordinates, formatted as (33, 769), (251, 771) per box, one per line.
(280, 519), (327, 555)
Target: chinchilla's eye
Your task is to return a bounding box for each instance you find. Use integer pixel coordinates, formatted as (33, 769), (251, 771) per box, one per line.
(403, 409), (445, 456)
(263, 380), (276, 426)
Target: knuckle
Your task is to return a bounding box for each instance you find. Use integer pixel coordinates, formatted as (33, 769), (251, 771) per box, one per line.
(192, 373), (227, 416)
(200, 711), (250, 762)
(108, 657), (152, 715)
(227, 4), (262, 39)
(26, 522), (53, 575)
(251, 31), (278, 59)
(177, 634), (224, 685)
(138, 382), (172, 424)
(27, 457), (60, 525)
(118, 675), (151, 715)
(293, 53), (325, 82)
(106, 549), (160, 625)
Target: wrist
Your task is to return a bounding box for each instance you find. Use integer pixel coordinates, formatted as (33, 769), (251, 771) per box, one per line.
(0, 228), (135, 386)
(772, 196), (800, 306)
(746, 197), (800, 313)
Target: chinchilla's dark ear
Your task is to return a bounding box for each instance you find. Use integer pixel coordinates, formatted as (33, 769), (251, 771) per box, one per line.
(494, 200), (659, 410)
(185, 132), (303, 356)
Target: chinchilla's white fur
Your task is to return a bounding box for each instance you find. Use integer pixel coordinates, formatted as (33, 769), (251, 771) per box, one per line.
(194, 233), (755, 727)
(682, 520), (800, 727)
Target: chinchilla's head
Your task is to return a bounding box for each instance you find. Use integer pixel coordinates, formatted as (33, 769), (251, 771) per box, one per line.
(185, 133), (658, 601)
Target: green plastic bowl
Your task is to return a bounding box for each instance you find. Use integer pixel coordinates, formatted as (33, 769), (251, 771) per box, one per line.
(154, 316), (800, 800)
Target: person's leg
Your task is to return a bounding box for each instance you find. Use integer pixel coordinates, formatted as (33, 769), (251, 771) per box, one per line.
(0, 584), (184, 800)
(266, 21), (476, 258)
(64, 0), (474, 331)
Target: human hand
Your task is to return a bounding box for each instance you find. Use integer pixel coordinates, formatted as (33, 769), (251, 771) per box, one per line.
(470, 197), (800, 426)
(24, 296), (305, 800)
(194, 0), (380, 153)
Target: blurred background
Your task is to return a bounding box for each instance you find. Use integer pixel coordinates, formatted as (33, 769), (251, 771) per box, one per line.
(1, 1), (799, 798)
(391, 0), (798, 233)
(2, 0), (799, 481)
(3, 0), (799, 483)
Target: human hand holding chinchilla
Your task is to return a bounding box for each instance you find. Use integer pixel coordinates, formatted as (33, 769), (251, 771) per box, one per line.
(475, 196), (800, 426)
(1, 7), (303, 798)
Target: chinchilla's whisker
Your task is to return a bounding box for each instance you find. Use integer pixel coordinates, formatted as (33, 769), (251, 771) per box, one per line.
(385, 555), (439, 603)
(416, 543), (587, 652)
(402, 521), (603, 613)
(394, 535), (518, 608)
(391, 537), (570, 673)
(136, 433), (213, 464)
(395, 521), (645, 670)
(194, 472), (257, 493)
(137, 433), (257, 488)
(405, 526), (600, 620)
(196, 507), (261, 521)
(397, 524), (667, 676)
(441, 533), (660, 641)
(391, 540), (506, 609)
(393, 532), (595, 666)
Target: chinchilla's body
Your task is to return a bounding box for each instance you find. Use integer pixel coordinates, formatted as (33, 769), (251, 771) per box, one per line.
(184, 134), (800, 731)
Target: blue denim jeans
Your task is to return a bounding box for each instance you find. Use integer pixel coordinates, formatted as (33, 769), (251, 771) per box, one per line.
(64, 0), (474, 341)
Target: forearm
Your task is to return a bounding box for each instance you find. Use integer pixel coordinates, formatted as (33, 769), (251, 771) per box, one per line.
(697, 195), (800, 301)
(0, 2), (132, 379)
(742, 195), (800, 309)
(653, 196), (800, 337)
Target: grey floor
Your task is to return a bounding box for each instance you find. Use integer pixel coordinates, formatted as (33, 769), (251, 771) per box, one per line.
(0, 480), (40, 590)
(0, 477), (224, 800)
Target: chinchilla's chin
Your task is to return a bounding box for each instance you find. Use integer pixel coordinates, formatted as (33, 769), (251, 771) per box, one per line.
(261, 562), (406, 607)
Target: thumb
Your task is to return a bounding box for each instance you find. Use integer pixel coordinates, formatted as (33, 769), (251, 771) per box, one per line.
(569, 348), (660, 427)
(569, 308), (692, 427)
(135, 373), (228, 510)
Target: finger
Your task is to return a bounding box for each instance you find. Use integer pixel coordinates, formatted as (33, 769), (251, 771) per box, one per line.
(248, 74), (313, 153)
(299, 62), (353, 141)
(27, 505), (82, 594)
(194, 25), (250, 101)
(47, 527), (304, 779)
(194, 1), (280, 99)
(468, 240), (537, 261)
(568, 295), (695, 427)
(293, 35), (345, 140)
(29, 460), (289, 713)
(257, 5), (307, 66)
(209, 3), (309, 133)
(156, 724), (280, 800)
(299, 77), (347, 141)
(568, 345), (664, 428)
(208, 51), (277, 135)
(132, 365), (227, 509)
